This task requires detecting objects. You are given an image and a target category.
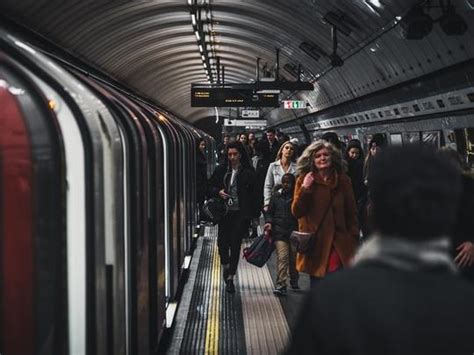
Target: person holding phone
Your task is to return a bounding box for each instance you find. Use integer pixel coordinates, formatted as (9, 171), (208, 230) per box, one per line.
(209, 142), (259, 293)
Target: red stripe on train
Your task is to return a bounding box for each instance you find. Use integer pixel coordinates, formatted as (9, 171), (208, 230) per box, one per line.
(0, 86), (35, 355)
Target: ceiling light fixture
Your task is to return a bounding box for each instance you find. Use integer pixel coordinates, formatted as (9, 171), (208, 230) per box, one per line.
(188, 0), (219, 84)
(399, 1), (468, 39)
(439, 3), (468, 35)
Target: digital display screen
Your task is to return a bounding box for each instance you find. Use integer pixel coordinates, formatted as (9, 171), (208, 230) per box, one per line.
(191, 87), (279, 107)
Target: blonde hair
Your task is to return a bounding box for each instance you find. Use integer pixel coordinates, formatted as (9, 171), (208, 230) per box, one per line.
(275, 141), (297, 162)
(296, 140), (345, 176)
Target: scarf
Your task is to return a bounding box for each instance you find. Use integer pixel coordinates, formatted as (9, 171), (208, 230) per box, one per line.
(352, 234), (457, 273)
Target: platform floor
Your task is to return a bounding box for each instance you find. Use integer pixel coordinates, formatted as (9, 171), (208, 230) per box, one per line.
(167, 225), (310, 354)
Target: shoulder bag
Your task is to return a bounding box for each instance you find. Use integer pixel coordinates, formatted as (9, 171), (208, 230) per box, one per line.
(290, 194), (334, 254)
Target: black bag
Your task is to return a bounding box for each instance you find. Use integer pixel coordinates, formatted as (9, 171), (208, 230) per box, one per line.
(201, 197), (228, 225)
(243, 230), (275, 267)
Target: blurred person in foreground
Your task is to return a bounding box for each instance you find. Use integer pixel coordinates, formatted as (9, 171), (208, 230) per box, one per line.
(439, 147), (474, 282)
(287, 146), (474, 355)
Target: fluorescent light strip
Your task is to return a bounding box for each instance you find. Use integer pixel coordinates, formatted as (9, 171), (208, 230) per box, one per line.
(194, 31), (201, 41)
(191, 14), (196, 26)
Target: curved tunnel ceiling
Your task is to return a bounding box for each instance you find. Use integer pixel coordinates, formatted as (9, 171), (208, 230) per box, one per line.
(1, 0), (473, 125)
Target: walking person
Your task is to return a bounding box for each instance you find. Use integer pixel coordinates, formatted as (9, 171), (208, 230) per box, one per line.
(292, 140), (359, 288)
(287, 146), (474, 355)
(263, 141), (297, 211)
(265, 128), (281, 162)
(345, 139), (368, 240)
(196, 138), (208, 210)
(250, 140), (270, 238)
(209, 142), (259, 293)
(264, 173), (299, 295)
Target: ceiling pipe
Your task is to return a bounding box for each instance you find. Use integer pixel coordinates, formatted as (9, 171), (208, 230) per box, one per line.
(216, 56), (221, 85)
(275, 48), (280, 81)
(256, 57), (261, 81)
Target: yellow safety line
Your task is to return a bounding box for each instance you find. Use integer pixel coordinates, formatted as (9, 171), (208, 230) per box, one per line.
(205, 240), (221, 354)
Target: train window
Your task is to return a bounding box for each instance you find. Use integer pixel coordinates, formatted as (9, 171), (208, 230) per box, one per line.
(378, 111), (383, 118)
(422, 131), (440, 148)
(393, 108), (400, 115)
(401, 106), (410, 114)
(370, 112), (377, 119)
(467, 93), (474, 103)
(422, 101), (435, 110)
(365, 114), (369, 120)
(403, 132), (421, 145)
(413, 104), (420, 112)
(436, 99), (446, 108)
(390, 133), (403, 146)
(448, 96), (464, 105)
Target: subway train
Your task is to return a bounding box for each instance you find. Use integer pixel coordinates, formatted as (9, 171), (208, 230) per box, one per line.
(0, 28), (215, 355)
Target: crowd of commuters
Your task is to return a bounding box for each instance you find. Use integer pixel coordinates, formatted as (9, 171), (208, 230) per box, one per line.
(198, 130), (474, 298)
(197, 129), (474, 352)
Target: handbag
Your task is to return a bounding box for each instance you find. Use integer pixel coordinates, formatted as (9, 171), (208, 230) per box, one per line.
(243, 230), (275, 267)
(290, 194), (334, 254)
(201, 197), (228, 225)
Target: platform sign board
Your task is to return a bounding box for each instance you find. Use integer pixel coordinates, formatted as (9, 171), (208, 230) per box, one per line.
(241, 110), (260, 118)
(191, 85), (279, 107)
(224, 119), (267, 128)
(283, 100), (306, 109)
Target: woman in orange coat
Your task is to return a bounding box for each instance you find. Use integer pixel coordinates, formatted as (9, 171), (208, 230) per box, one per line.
(292, 140), (359, 288)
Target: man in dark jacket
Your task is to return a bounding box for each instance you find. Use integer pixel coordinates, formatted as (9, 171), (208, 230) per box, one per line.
(209, 142), (259, 293)
(265, 128), (281, 162)
(287, 146), (474, 355)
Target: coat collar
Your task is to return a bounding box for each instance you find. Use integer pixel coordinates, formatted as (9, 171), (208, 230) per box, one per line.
(313, 170), (339, 189)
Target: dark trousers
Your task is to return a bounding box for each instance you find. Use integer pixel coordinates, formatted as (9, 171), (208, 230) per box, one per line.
(218, 210), (249, 275)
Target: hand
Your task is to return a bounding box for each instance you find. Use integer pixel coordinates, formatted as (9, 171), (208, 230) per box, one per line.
(455, 241), (474, 268)
(263, 205), (269, 212)
(219, 189), (230, 199)
(302, 172), (315, 189)
(264, 223), (272, 231)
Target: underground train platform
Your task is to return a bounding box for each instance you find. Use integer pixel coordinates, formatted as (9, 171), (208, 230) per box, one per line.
(2, 0), (474, 354)
(164, 225), (309, 354)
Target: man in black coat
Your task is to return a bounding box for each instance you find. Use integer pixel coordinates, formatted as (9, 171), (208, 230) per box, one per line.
(287, 146), (474, 355)
(209, 142), (259, 293)
(265, 128), (281, 162)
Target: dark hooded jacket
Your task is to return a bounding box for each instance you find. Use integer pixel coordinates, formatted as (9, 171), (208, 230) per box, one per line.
(264, 185), (298, 241)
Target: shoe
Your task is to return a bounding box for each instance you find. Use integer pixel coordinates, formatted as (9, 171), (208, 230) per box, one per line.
(273, 286), (287, 296)
(290, 283), (300, 290)
(225, 279), (235, 293)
